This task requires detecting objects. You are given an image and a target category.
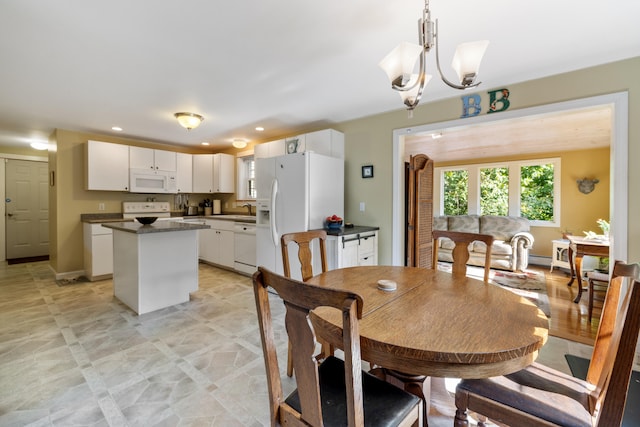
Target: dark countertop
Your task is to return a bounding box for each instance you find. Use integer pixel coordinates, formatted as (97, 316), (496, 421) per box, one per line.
(81, 213), (130, 223)
(318, 225), (379, 236)
(82, 213), (255, 223)
(101, 221), (210, 234)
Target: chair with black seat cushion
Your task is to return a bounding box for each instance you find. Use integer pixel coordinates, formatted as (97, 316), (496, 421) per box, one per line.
(432, 230), (494, 283)
(281, 230), (330, 377)
(253, 267), (423, 427)
(453, 261), (640, 427)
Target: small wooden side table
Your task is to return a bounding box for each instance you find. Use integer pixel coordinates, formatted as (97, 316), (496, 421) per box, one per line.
(566, 235), (610, 303)
(550, 239), (571, 272)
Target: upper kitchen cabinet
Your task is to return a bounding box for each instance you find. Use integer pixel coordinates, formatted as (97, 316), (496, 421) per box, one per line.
(129, 146), (177, 171)
(213, 153), (234, 193)
(176, 153), (193, 193)
(287, 129), (344, 158)
(192, 153), (234, 193)
(85, 140), (129, 191)
(254, 129), (344, 159)
(254, 139), (285, 159)
(192, 154), (214, 193)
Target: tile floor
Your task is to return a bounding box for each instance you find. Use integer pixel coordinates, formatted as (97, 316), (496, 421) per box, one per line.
(0, 261), (594, 427)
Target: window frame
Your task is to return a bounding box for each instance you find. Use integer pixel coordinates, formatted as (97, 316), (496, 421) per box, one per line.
(236, 150), (256, 201)
(435, 157), (561, 227)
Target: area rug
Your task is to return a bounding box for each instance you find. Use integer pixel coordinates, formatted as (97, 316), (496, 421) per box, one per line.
(565, 354), (640, 426)
(437, 262), (551, 317)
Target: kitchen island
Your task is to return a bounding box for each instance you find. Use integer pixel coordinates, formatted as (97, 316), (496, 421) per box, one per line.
(102, 221), (210, 315)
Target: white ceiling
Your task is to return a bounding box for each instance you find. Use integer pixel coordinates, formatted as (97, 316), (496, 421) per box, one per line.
(1, 0), (638, 151)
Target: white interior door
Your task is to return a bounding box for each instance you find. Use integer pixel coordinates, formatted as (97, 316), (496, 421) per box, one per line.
(6, 159), (49, 259)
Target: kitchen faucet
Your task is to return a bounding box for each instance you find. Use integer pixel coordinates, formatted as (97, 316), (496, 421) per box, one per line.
(242, 203), (253, 215)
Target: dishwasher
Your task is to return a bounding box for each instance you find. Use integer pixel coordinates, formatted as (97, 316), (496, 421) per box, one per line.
(234, 222), (257, 275)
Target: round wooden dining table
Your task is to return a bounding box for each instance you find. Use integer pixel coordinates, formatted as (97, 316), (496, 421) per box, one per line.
(307, 266), (549, 379)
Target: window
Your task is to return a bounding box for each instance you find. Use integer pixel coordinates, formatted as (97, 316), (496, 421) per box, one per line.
(443, 169), (468, 215)
(436, 158), (560, 226)
(236, 152), (256, 200)
(520, 162), (555, 222)
(480, 166), (509, 216)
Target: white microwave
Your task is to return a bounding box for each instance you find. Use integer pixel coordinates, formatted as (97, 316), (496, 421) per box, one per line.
(129, 168), (177, 193)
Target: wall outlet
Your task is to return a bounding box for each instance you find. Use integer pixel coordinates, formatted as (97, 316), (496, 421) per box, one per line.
(98, 203), (105, 211)
(359, 202), (365, 212)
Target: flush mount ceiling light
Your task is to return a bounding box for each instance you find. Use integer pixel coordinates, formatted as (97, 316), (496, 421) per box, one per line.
(30, 141), (48, 150)
(379, 0), (489, 113)
(174, 112), (204, 131)
(232, 138), (247, 149)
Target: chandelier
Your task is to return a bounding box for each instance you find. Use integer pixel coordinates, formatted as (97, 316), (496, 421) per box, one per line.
(379, 0), (489, 112)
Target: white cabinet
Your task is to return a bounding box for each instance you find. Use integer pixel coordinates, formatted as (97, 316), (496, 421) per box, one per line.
(176, 153), (193, 193)
(85, 140), (130, 191)
(329, 229), (378, 269)
(213, 153), (234, 193)
(192, 154), (214, 193)
(304, 129), (344, 159)
(199, 219), (235, 268)
(254, 139), (286, 159)
(255, 130), (344, 159)
(83, 223), (113, 280)
(130, 146), (176, 171)
(192, 153), (234, 193)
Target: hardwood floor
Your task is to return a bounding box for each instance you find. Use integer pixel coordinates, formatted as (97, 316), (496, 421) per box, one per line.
(531, 265), (600, 345)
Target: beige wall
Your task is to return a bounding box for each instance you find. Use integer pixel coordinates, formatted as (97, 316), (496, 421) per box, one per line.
(333, 57), (638, 265)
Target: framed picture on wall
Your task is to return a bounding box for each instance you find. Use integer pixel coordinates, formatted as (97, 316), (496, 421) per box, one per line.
(362, 165), (374, 178)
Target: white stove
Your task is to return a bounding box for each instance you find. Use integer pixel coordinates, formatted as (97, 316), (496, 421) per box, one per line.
(122, 201), (172, 221)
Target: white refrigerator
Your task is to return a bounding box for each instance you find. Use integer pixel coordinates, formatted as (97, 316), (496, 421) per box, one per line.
(255, 152), (344, 280)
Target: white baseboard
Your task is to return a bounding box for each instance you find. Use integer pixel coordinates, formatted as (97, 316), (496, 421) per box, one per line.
(529, 255), (551, 267)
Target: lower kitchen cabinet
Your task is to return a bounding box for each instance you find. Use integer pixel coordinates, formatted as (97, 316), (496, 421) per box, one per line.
(326, 227), (378, 269)
(83, 223), (114, 281)
(199, 219), (235, 268)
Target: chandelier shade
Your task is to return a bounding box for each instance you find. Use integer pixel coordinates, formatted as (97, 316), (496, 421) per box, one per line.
(451, 40), (490, 85)
(379, 42), (423, 88)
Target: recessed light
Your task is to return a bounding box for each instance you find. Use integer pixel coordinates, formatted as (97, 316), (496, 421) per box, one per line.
(112, 126), (123, 132)
(201, 142), (210, 146)
(255, 126), (264, 132)
(431, 132), (443, 139)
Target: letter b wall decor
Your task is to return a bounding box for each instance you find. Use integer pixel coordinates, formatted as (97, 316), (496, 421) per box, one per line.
(461, 88), (510, 119)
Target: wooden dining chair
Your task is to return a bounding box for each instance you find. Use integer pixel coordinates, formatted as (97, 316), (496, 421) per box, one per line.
(253, 267), (423, 427)
(281, 230), (330, 377)
(586, 269), (610, 323)
(453, 261), (640, 427)
(281, 230), (328, 281)
(432, 230), (494, 283)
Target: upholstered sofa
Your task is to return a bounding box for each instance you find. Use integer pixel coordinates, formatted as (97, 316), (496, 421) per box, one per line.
(433, 215), (534, 272)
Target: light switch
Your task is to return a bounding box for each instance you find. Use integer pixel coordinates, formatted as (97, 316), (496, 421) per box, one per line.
(359, 202), (365, 212)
